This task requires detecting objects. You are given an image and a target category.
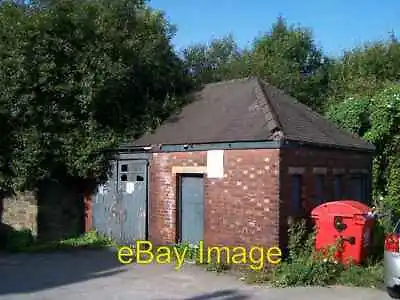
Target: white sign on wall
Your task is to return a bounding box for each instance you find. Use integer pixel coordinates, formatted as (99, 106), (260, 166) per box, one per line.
(98, 185), (106, 195)
(206, 150), (224, 178)
(126, 181), (135, 193)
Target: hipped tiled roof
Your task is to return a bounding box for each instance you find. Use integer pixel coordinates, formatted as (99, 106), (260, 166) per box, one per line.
(132, 77), (375, 151)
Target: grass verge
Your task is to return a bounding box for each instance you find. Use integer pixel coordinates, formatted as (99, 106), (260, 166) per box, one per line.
(0, 228), (116, 253)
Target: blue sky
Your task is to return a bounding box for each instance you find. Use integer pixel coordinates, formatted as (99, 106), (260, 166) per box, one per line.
(148, 0), (399, 57)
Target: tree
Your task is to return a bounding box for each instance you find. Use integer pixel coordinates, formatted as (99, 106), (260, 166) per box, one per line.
(326, 84), (400, 226)
(327, 36), (400, 103)
(0, 0), (193, 192)
(250, 17), (330, 111)
(182, 34), (249, 84)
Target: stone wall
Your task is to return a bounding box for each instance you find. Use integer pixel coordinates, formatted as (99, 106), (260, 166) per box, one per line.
(0, 181), (86, 241)
(1, 192), (38, 235)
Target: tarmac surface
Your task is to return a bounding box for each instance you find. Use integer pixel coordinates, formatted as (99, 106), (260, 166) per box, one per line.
(0, 249), (391, 300)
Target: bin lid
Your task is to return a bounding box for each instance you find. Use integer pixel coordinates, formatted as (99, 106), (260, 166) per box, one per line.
(311, 200), (371, 218)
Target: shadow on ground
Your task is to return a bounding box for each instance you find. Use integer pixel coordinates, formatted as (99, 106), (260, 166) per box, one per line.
(184, 289), (249, 300)
(0, 249), (125, 295)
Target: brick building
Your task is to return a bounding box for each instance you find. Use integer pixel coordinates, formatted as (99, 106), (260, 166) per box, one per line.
(91, 77), (375, 251)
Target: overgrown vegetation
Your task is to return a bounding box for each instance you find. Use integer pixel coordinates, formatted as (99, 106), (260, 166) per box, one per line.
(244, 220), (384, 288)
(0, 0), (398, 288)
(0, 0), (194, 194)
(181, 18), (400, 228)
(326, 84), (400, 230)
(0, 0), (398, 224)
(0, 229), (114, 252)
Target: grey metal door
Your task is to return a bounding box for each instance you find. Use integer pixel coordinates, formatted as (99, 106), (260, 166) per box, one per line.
(180, 176), (204, 245)
(92, 159), (148, 244)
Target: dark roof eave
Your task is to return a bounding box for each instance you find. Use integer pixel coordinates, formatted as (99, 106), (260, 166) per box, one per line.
(285, 139), (376, 153)
(131, 139), (278, 147)
(118, 138), (375, 154)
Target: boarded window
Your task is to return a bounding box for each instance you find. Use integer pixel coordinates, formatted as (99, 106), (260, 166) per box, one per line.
(334, 175), (342, 200)
(315, 174), (325, 203)
(361, 174), (371, 203)
(350, 174), (370, 203)
(291, 174), (302, 212)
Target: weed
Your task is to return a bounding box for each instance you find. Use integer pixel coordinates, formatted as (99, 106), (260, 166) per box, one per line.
(205, 261), (231, 273)
(245, 219), (384, 288)
(4, 228), (35, 252)
(2, 229), (114, 253)
(337, 262), (384, 288)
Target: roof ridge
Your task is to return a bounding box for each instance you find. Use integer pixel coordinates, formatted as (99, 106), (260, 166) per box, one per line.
(255, 78), (285, 139)
(203, 77), (252, 88)
(259, 80), (374, 149)
(277, 88), (372, 146)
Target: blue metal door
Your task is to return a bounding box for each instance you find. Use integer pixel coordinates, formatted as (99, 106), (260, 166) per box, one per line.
(92, 159), (148, 244)
(180, 176), (204, 245)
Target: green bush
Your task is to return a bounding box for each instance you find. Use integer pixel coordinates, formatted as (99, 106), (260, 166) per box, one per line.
(270, 220), (344, 287)
(173, 242), (231, 272)
(337, 261), (383, 288)
(4, 228), (35, 252)
(370, 220), (386, 261)
(262, 219), (384, 288)
(174, 242), (200, 262)
(2, 230), (114, 253)
(286, 219), (315, 261)
(56, 231), (113, 249)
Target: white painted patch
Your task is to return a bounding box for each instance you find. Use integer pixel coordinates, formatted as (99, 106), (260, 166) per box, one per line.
(206, 150), (224, 178)
(126, 181), (135, 193)
(98, 185), (106, 195)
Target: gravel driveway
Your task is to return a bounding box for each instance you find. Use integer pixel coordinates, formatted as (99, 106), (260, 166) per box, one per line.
(0, 249), (391, 300)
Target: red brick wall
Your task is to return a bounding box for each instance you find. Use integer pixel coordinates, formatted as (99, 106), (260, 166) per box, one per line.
(149, 149), (281, 249)
(148, 146), (373, 251)
(279, 146), (373, 247)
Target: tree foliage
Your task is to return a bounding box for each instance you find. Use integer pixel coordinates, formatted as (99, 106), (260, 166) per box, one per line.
(327, 36), (400, 101)
(326, 84), (400, 220)
(181, 16), (400, 219)
(182, 34), (249, 84)
(0, 0), (193, 192)
(250, 17), (330, 111)
(0, 0), (399, 218)
(182, 17), (330, 111)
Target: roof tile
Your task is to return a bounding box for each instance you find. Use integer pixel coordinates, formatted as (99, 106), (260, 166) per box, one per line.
(132, 77), (375, 151)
